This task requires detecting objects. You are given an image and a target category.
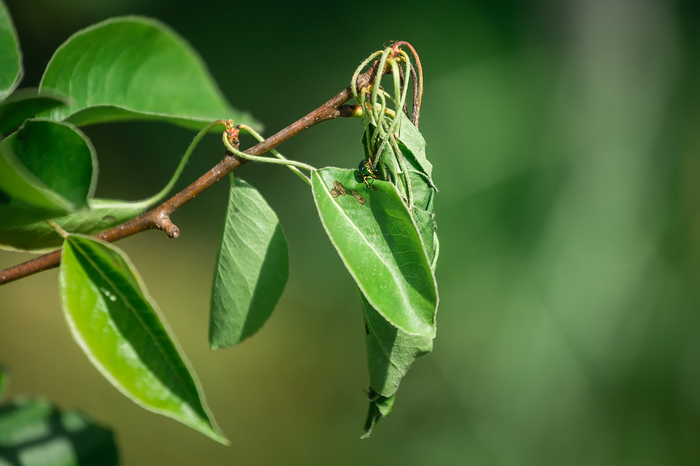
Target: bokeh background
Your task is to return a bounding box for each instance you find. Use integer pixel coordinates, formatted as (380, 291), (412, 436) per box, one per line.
(2, 0), (700, 464)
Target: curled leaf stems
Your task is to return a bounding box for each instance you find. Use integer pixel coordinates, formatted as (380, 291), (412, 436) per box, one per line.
(392, 42), (423, 125)
(351, 51), (383, 101)
(350, 44), (423, 211)
(136, 120), (228, 209)
(221, 125), (317, 176)
(352, 44), (415, 171)
(236, 124), (312, 186)
(370, 48), (393, 125)
(390, 135), (412, 208)
(0, 64), (378, 285)
(373, 58), (411, 166)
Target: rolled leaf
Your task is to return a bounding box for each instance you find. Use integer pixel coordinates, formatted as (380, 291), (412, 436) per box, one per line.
(0, 89), (67, 135)
(0, 0), (21, 102)
(361, 392), (395, 439)
(39, 17), (261, 131)
(59, 235), (227, 444)
(311, 168), (437, 338)
(0, 119), (96, 228)
(359, 116), (439, 435)
(209, 177), (289, 349)
(360, 292), (433, 397)
(397, 112), (434, 185)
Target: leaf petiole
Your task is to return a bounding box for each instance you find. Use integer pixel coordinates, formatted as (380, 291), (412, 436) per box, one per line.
(221, 127), (316, 182)
(132, 119), (228, 210)
(237, 124), (312, 186)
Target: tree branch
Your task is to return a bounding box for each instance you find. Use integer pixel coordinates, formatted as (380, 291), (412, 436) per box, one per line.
(0, 68), (376, 286)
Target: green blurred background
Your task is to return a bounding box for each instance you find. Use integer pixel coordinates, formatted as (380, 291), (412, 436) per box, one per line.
(2, 0), (700, 464)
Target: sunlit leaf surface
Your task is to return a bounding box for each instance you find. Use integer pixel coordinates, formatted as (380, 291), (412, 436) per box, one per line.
(210, 177), (289, 349)
(311, 167), (437, 337)
(0, 89), (66, 135)
(0, 198), (150, 252)
(0, 120), (95, 228)
(59, 235), (227, 444)
(39, 17), (261, 131)
(360, 291), (433, 397)
(397, 112), (433, 183)
(354, 114), (439, 436)
(0, 0), (21, 102)
(361, 392), (395, 439)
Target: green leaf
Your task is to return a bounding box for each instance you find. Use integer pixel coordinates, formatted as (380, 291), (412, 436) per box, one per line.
(361, 391), (395, 439)
(397, 117), (439, 269)
(358, 291), (432, 438)
(361, 130), (403, 196)
(357, 149), (438, 435)
(210, 177), (289, 349)
(397, 112), (433, 183)
(59, 235), (227, 444)
(39, 17), (261, 131)
(355, 117), (439, 437)
(412, 207), (438, 267)
(0, 117), (220, 252)
(406, 159), (438, 270)
(0, 198), (151, 253)
(0, 89), (67, 135)
(0, 397), (118, 465)
(0, 0), (21, 103)
(311, 168), (437, 337)
(0, 119), (96, 228)
(360, 292), (433, 397)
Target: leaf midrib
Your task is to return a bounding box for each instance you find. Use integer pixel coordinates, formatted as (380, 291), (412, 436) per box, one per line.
(319, 174), (417, 322)
(70, 238), (199, 410)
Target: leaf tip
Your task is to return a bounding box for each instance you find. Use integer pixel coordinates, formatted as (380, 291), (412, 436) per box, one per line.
(209, 429), (231, 446)
(361, 390), (396, 439)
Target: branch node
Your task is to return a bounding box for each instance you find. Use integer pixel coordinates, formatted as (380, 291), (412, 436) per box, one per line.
(156, 214), (179, 238)
(0, 65), (377, 286)
(338, 104), (362, 118)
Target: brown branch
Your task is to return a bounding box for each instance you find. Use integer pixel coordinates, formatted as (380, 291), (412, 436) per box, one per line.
(0, 68), (377, 286)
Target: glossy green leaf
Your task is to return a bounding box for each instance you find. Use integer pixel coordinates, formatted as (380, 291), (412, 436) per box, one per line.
(408, 168), (438, 270)
(358, 117), (439, 436)
(312, 168), (437, 337)
(358, 287), (433, 438)
(59, 235), (227, 444)
(0, 115), (216, 251)
(0, 89), (67, 135)
(0, 198), (150, 253)
(0, 397), (118, 465)
(39, 17), (261, 131)
(361, 130), (403, 196)
(359, 169), (438, 397)
(357, 189), (438, 434)
(210, 177), (289, 349)
(361, 391), (395, 439)
(398, 117), (439, 268)
(412, 208), (438, 266)
(0, 1), (21, 102)
(360, 292), (433, 397)
(0, 119), (96, 228)
(397, 112), (433, 183)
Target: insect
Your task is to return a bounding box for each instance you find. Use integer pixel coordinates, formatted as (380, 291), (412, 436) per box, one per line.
(356, 158), (378, 189)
